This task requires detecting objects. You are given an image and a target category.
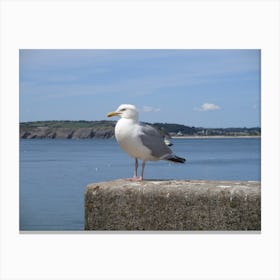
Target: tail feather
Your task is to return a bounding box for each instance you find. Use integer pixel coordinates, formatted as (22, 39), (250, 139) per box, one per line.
(166, 155), (186, 163)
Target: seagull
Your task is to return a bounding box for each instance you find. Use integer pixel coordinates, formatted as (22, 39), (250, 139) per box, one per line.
(107, 104), (186, 181)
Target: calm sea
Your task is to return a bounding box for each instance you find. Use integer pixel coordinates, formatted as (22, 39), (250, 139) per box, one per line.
(20, 138), (261, 231)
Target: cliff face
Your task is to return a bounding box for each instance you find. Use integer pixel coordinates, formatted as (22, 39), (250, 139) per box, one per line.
(20, 126), (115, 139)
(20, 121), (261, 139)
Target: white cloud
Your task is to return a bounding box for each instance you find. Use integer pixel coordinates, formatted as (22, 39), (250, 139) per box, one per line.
(141, 106), (161, 113)
(195, 103), (221, 111)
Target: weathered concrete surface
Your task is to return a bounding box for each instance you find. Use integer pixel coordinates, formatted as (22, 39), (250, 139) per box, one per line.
(85, 180), (261, 231)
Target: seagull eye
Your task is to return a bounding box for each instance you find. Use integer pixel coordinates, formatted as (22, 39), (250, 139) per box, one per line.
(120, 108), (126, 112)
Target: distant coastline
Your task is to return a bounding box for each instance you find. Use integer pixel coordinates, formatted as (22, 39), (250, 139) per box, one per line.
(20, 120), (261, 139)
(172, 135), (261, 139)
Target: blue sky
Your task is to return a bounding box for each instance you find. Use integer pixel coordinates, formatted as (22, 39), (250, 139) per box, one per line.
(20, 49), (260, 127)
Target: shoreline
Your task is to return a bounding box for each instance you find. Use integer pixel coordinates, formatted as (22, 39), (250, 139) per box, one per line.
(171, 135), (261, 139)
(20, 135), (261, 140)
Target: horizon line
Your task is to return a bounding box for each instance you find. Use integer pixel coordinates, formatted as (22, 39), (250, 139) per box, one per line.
(19, 119), (261, 129)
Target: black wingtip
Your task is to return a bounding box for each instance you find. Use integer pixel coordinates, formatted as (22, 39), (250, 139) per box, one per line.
(167, 156), (186, 163)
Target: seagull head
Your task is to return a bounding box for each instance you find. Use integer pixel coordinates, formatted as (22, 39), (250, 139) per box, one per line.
(107, 104), (139, 120)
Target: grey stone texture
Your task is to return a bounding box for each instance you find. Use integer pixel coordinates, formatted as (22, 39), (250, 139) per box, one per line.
(84, 179), (261, 231)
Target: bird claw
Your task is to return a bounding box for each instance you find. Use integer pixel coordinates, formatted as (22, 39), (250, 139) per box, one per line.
(126, 176), (143, 181)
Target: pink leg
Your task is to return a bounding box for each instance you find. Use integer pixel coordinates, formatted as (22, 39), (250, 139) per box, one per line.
(125, 159), (145, 181)
(125, 158), (141, 181)
(134, 158), (138, 178)
(139, 161), (146, 180)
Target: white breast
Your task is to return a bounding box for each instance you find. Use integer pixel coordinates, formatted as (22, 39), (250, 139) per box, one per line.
(115, 119), (154, 161)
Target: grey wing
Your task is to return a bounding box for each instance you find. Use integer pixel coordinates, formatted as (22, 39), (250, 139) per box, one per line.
(139, 124), (172, 159)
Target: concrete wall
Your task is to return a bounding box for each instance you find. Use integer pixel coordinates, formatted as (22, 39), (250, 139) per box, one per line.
(84, 179), (261, 231)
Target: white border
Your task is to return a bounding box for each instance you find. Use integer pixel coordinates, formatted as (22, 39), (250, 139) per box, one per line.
(1, 1), (279, 280)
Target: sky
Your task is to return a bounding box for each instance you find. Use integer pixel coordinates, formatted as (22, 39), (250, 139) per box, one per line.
(19, 49), (260, 128)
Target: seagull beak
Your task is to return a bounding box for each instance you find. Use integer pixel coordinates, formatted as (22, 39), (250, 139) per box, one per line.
(107, 111), (120, 117)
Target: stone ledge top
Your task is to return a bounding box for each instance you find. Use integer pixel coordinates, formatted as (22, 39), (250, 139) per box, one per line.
(87, 178), (260, 188)
(86, 179), (260, 198)
(85, 179), (261, 231)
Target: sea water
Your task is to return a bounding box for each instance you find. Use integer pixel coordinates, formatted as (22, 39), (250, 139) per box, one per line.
(20, 138), (260, 230)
